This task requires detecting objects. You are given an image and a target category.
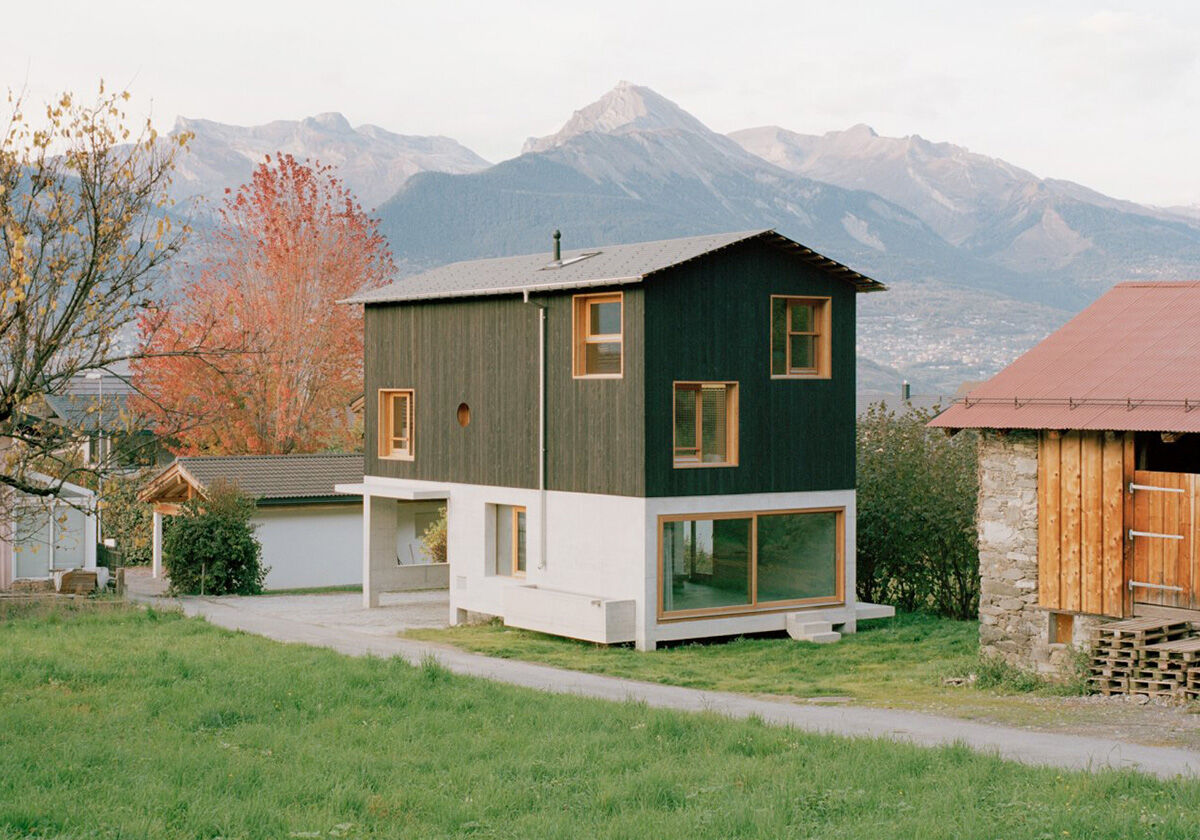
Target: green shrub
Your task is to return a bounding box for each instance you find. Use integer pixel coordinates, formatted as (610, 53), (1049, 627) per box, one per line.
(162, 481), (266, 595)
(99, 473), (154, 565)
(856, 402), (979, 619)
(421, 506), (447, 563)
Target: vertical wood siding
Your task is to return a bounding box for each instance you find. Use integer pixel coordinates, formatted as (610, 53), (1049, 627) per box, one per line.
(546, 289), (645, 496)
(364, 297), (540, 488)
(364, 290), (645, 495)
(642, 242), (857, 497)
(1037, 430), (1129, 616)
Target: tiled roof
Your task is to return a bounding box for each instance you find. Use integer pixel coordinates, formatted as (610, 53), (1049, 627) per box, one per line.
(930, 282), (1200, 433)
(342, 229), (884, 304)
(171, 453), (364, 502)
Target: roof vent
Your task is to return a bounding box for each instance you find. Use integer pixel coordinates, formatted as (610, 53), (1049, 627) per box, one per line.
(540, 229), (601, 270)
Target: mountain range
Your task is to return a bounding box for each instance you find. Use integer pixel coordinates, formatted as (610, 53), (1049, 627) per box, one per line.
(165, 82), (1200, 394)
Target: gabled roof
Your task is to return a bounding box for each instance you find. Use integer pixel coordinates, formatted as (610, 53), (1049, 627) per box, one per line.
(930, 282), (1200, 433)
(342, 229), (885, 305)
(139, 453), (364, 506)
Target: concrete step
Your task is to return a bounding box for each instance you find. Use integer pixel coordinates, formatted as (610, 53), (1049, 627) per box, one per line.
(785, 616), (842, 644)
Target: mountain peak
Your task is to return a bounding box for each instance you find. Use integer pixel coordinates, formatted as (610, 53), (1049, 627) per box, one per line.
(305, 112), (353, 133)
(523, 82), (713, 154)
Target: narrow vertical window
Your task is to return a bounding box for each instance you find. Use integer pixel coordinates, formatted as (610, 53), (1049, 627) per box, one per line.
(771, 296), (831, 378)
(512, 506), (527, 575)
(494, 504), (528, 576)
(378, 389), (415, 460)
(573, 292), (623, 377)
(673, 382), (738, 467)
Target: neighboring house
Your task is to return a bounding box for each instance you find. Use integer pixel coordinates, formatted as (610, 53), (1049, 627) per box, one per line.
(138, 454), (410, 591)
(0, 476), (98, 590)
(37, 370), (168, 470)
(930, 281), (1200, 673)
(337, 228), (894, 650)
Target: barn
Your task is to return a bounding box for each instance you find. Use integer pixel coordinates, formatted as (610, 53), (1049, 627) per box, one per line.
(931, 281), (1200, 673)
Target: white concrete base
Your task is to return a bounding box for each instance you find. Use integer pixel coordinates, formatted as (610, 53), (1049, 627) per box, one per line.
(345, 476), (873, 650)
(854, 602), (896, 621)
(503, 585), (636, 644)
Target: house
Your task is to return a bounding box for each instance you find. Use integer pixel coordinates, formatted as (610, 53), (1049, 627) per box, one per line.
(36, 370), (168, 470)
(137, 454), (435, 591)
(337, 228), (894, 650)
(930, 281), (1200, 673)
(0, 476), (98, 590)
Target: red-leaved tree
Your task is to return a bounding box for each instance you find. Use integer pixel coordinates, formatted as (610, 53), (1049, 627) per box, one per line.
(134, 154), (393, 454)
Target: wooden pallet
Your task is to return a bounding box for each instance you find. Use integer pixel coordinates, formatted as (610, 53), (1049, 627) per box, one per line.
(1185, 668), (1200, 699)
(1087, 619), (1199, 697)
(1087, 675), (1129, 696)
(1128, 677), (1187, 698)
(1091, 618), (1192, 646)
(1141, 637), (1200, 670)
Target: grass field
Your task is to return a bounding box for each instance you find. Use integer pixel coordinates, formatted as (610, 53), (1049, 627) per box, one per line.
(3, 601), (1199, 839)
(407, 612), (1076, 704)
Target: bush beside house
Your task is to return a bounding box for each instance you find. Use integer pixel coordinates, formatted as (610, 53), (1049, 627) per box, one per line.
(100, 473), (155, 565)
(162, 481), (267, 595)
(856, 402), (979, 619)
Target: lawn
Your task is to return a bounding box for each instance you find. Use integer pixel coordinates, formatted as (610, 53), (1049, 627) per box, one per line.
(408, 612), (1005, 705)
(3, 600), (1199, 839)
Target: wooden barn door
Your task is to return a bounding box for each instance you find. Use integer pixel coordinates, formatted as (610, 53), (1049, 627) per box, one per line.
(1130, 470), (1200, 609)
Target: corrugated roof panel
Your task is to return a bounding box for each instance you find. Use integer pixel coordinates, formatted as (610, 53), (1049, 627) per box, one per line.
(342, 229), (885, 304)
(930, 281), (1200, 433)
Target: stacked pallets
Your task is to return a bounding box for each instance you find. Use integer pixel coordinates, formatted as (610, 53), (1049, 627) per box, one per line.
(1087, 618), (1193, 697)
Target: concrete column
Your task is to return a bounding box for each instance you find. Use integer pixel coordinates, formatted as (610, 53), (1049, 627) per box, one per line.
(362, 495), (376, 608)
(841, 493), (858, 635)
(151, 510), (163, 579)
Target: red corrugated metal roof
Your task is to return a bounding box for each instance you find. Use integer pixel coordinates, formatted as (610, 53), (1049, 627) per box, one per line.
(930, 281), (1200, 433)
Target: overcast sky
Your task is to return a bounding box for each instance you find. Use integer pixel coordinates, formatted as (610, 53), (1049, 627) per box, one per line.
(6, 0), (1198, 206)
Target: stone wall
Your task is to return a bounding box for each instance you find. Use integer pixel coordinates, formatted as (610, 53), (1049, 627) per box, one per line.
(976, 430), (1099, 674)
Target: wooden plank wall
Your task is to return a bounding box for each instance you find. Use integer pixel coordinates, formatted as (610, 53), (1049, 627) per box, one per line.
(1038, 431), (1129, 616)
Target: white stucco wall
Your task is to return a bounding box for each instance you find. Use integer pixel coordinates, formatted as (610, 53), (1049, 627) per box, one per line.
(253, 502), (363, 591)
(353, 476), (857, 650)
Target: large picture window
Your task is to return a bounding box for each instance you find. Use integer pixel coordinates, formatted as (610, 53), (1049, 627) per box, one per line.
(673, 382), (738, 467)
(573, 292), (623, 378)
(659, 508), (842, 619)
(378, 389), (414, 460)
(771, 296), (831, 378)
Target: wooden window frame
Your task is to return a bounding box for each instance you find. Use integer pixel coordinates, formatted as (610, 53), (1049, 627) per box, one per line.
(770, 295), (832, 379)
(672, 381), (739, 469)
(656, 507), (845, 622)
(572, 292), (624, 379)
(511, 505), (527, 577)
(377, 388), (415, 461)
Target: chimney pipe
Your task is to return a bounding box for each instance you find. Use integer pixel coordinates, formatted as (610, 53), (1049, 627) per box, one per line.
(552, 229), (561, 262)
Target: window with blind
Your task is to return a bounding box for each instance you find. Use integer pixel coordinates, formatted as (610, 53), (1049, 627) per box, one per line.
(378, 389), (415, 460)
(673, 382), (738, 467)
(771, 296), (831, 378)
(573, 292), (623, 377)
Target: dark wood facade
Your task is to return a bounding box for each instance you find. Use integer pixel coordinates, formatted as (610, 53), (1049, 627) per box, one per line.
(364, 238), (857, 498)
(643, 245), (856, 497)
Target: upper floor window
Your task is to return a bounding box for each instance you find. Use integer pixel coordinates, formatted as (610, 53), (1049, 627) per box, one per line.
(573, 292), (623, 378)
(378, 389), (414, 460)
(771, 296), (831, 378)
(673, 382), (738, 468)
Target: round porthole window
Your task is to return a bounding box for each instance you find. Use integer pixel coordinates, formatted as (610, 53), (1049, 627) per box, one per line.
(457, 403), (471, 427)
